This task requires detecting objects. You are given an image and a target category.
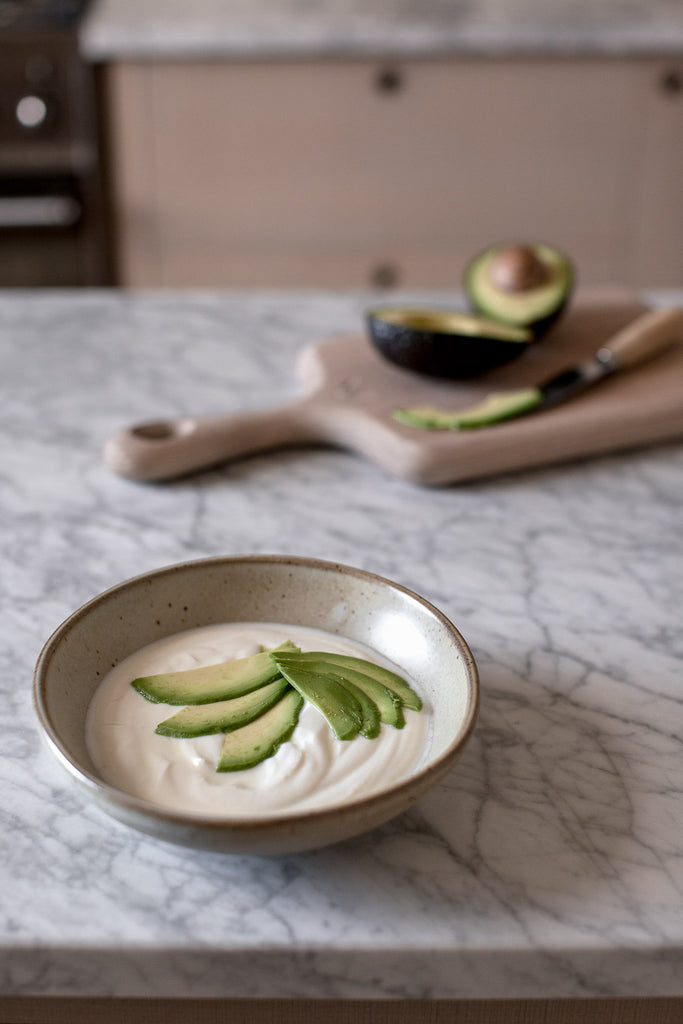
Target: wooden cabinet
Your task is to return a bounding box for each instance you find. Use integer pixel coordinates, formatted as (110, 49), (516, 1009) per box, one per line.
(103, 57), (683, 288)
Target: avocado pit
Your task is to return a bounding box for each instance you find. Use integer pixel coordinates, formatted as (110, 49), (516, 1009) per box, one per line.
(487, 245), (550, 293)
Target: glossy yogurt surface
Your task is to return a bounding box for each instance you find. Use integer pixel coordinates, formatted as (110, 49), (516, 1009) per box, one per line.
(85, 622), (429, 818)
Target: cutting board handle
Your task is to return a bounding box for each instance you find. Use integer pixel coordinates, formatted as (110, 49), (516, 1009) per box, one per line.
(103, 399), (321, 481)
(601, 306), (683, 368)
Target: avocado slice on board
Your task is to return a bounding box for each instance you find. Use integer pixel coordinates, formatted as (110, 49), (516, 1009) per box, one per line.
(216, 688), (304, 772)
(131, 640), (298, 705)
(393, 387), (542, 431)
(274, 654), (405, 729)
(154, 676), (292, 738)
(465, 242), (573, 336)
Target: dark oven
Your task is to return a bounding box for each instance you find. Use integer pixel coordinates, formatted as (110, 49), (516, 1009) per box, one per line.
(0, 0), (111, 286)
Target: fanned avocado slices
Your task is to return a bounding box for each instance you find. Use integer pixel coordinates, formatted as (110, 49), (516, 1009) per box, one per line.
(131, 640), (298, 705)
(274, 654), (405, 729)
(155, 676), (292, 738)
(327, 667), (405, 730)
(131, 636), (425, 773)
(216, 688), (304, 772)
(269, 658), (365, 741)
(279, 651), (422, 712)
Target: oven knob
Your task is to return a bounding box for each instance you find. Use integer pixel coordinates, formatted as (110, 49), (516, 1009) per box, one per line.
(15, 94), (49, 129)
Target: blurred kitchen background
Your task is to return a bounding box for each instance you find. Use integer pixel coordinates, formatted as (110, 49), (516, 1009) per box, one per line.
(1, 0), (681, 290)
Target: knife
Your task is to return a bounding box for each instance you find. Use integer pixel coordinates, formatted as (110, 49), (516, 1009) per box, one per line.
(393, 306), (683, 431)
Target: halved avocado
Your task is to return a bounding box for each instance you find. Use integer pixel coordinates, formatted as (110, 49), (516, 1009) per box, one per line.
(366, 307), (532, 379)
(465, 242), (573, 337)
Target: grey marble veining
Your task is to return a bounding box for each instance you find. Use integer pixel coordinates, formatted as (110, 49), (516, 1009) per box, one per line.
(1, 289), (683, 999)
(81, 0), (683, 60)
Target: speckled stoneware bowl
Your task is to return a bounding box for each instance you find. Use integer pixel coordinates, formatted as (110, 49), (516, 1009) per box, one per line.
(33, 555), (478, 855)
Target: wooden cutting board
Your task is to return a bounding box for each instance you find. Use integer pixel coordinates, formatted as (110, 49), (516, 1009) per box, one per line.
(105, 289), (683, 486)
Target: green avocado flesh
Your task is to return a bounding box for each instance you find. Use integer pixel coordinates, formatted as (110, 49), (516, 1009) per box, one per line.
(277, 651), (420, 714)
(273, 654), (405, 730)
(309, 652), (422, 711)
(131, 640), (423, 772)
(370, 309), (531, 344)
(333, 678), (381, 739)
(465, 243), (573, 331)
(155, 676), (292, 738)
(216, 688), (304, 772)
(394, 387), (542, 430)
(270, 660), (365, 741)
(131, 640), (298, 705)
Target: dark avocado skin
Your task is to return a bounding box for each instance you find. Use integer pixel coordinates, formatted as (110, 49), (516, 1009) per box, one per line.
(521, 299), (570, 339)
(465, 286), (571, 340)
(367, 314), (530, 379)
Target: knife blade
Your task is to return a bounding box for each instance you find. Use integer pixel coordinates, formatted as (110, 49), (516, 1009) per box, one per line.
(393, 306), (683, 431)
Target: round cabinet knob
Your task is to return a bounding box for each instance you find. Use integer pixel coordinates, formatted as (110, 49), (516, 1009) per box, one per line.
(374, 66), (405, 95)
(15, 94), (48, 129)
(659, 69), (681, 96)
(371, 263), (401, 288)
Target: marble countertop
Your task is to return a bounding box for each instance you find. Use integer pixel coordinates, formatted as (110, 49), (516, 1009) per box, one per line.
(2, 288), (683, 1001)
(81, 0), (683, 61)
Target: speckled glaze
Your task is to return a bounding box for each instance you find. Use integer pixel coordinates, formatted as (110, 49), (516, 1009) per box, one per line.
(34, 555), (478, 854)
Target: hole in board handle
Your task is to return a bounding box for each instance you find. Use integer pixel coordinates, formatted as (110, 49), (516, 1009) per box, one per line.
(132, 419), (195, 441)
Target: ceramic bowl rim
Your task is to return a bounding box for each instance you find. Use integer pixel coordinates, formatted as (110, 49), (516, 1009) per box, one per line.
(33, 554), (479, 836)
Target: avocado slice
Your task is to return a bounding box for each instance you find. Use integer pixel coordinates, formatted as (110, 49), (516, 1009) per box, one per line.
(329, 669), (403, 730)
(277, 651), (420, 715)
(154, 676), (292, 738)
(367, 307), (532, 379)
(131, 640), (298, 705)
(270, 659), (364, 741)
(331, 677), (381, 739)
(314, 652), (422, 711)
(216, 688), (304, 772)
(465, 242), (573, 336)
(276, 654), (405, 729)
(394, 387), (542, 430)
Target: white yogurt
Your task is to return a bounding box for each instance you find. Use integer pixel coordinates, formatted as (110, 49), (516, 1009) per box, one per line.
(85, 622), (429, 818)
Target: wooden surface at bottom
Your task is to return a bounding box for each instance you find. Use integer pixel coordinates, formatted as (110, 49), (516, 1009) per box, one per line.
(1, 997), (682, 1024)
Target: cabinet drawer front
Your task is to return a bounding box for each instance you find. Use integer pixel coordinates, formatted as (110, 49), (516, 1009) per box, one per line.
(106, 58), (682, 287)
